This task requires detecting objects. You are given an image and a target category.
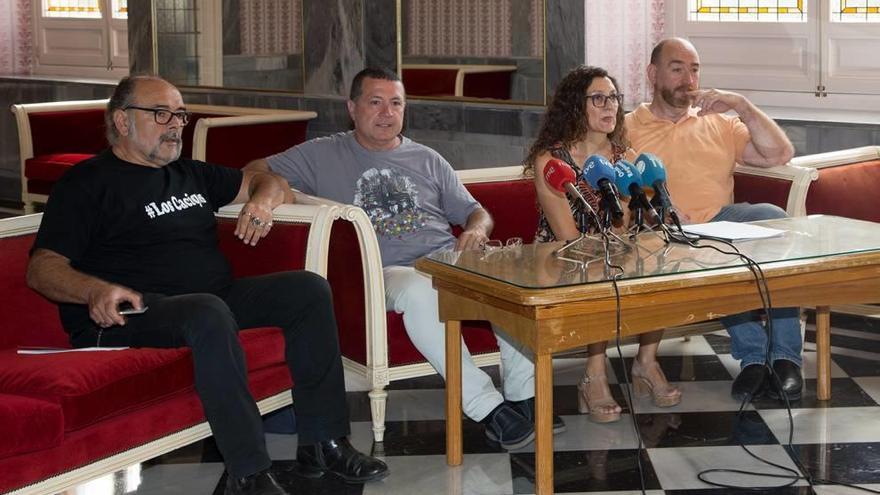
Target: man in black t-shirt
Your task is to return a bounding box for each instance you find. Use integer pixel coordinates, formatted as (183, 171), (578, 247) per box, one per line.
(27, 75), (388, 495)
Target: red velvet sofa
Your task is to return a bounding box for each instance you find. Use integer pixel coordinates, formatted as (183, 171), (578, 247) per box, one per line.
(401, 64), (516, 99)
(324, 148), (880, 442)
(0, 202), (343, 495)
(10, 99), (317, 213)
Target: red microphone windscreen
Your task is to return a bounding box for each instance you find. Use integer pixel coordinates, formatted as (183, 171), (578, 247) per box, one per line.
(543, 159), (576, 193)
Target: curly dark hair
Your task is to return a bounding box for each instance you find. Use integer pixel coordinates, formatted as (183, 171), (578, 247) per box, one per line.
(524, 65), (628, 175)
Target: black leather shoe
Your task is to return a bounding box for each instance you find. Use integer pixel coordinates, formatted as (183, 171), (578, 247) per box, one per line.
(508, 397), (567, 434)
(767, 359), (803, 401)
(482, 403), (535, 450)
(731, 363), (770, 401)
(295, 437), (389, 483)
(225, 468), (288, 495)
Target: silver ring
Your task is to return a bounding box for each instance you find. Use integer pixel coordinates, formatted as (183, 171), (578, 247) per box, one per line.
(250, 216), (265, 228)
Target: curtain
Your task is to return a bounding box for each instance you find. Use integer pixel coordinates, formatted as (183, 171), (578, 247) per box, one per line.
(585, 0), (666, 108)
(0, 0), (34, 75)
(240, 0), (303, 56)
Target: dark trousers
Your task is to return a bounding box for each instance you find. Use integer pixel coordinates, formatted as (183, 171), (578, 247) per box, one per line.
(70, 271), (350, 478)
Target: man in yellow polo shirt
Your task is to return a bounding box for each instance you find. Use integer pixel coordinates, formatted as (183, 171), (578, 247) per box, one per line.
(625, 37), (802, 404)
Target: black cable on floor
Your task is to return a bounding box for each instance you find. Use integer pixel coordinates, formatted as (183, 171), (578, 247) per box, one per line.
(668, 231), (880, 494)
(600, 231), (649, 494)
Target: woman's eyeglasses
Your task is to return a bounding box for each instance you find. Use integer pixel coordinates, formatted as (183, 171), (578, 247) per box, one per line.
(588, 93), (624, 109)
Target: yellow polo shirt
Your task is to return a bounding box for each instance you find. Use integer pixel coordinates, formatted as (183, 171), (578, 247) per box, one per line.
(624, 103), (751, 224)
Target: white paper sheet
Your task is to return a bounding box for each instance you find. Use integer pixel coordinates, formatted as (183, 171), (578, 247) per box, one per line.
(681, 221), (785, 241)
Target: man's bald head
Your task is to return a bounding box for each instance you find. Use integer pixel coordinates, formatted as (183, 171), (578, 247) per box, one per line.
(650, 37), (699, 67)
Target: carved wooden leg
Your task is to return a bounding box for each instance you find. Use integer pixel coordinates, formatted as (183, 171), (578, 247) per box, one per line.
(368, 387), (388, 442)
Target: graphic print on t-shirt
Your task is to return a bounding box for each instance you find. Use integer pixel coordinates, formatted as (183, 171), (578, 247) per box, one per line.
(354, 168), (427, 238)
(143, 192), (208, 219)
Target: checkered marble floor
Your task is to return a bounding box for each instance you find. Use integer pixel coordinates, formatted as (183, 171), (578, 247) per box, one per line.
(57, 310), (880, 495)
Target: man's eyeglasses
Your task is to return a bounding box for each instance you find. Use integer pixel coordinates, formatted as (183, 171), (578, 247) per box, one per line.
(124, 106), (191, 126)
(588, 93), (624, 109)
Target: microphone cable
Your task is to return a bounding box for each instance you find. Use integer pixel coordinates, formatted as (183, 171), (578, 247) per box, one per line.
(671, 234), (880, 494)
(599, 230), (649, 494)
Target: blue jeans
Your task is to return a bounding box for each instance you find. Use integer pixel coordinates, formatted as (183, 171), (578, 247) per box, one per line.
(710, 203), (803, 368)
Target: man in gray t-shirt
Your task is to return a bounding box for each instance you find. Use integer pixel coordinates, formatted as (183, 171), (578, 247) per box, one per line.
(247, 68), (566, 450)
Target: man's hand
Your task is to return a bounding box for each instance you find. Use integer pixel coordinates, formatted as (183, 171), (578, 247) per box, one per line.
(235, 200), (274, 247)
(88, 282), (143, 328)
(455, 226), (490, 251)
(455, 207), (494, 251)
(688, 88), (747, 117)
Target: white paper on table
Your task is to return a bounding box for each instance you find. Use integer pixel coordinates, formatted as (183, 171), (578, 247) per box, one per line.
(17, 346), (130, 355)
(681, 221), (785, 241)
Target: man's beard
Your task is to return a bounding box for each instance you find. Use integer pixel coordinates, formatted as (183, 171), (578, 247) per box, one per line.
(129, 119), (182, 165)
(660, 85), (693, 109)
(148, 132), (183, 164)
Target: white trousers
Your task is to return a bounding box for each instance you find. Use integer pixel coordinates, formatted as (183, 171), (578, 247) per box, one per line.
(384, 266), (535, 421)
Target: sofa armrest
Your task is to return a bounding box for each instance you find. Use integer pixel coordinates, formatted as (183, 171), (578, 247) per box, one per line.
(790, 145), (880, 169)
(217, 202), (340, 277)
(733, 164), (818, 217)
(190, 110), (317, 168)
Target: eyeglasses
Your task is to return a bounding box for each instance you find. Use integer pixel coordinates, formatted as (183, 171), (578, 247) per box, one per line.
(481, 237), (523, 257)
(588, 93), (624, 109)
(124, 106), (191, 126)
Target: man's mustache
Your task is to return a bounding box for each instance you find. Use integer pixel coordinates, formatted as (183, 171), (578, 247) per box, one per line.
(160, 133), (182, 144)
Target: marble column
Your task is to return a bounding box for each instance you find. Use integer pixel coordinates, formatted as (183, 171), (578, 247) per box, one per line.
(303, 0), (365, 96)
(127, 0), (154, 74)
(546, 0), (585, 99)
(364, 0), (398, 72)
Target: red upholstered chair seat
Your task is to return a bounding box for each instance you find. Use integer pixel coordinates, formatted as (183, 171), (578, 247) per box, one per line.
(0, 328), (283, 433)
(25, 153), (95, 182)
(0, 394), (63, 458)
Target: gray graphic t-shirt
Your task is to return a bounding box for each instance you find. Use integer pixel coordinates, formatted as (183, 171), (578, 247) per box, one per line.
(266, 132), (480, 267)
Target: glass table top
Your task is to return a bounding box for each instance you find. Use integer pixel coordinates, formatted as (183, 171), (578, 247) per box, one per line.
(422, 215), (880, 289)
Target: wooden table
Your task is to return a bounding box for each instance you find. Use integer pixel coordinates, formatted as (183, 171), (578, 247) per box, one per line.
(415, 216), (880, 494)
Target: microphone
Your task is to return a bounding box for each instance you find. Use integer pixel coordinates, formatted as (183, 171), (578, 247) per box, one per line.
(582, 155), (624, 227)
(613, 160), (662, 225)
(542, 159), (601, 230)
(635, 152), (683, 228)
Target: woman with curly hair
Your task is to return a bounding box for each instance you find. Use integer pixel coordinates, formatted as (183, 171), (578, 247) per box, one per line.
(525, 65), (681, 423)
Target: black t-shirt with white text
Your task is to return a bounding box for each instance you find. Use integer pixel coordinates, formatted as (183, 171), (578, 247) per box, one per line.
(32, 149), (243, 334)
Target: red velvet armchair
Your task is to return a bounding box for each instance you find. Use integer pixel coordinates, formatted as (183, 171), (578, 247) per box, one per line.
(10, 99), (316, 213)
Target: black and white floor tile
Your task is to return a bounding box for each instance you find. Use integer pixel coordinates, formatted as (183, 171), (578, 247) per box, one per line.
(54, 309), (880, 494)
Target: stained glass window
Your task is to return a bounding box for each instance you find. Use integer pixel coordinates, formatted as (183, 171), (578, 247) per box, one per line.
(112, 0), (128, 19)
(688, 0), (808, 22)
(43, 0), (102, 19)
(830, 0), (880, 22)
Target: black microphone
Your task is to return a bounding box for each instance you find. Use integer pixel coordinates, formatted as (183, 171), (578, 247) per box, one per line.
(582, 154), (624, 227)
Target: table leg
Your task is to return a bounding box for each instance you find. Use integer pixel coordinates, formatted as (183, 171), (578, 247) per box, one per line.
(535, 353), (554, 494)
(816, 305), (831, 401)
(446, 320), (463, 466)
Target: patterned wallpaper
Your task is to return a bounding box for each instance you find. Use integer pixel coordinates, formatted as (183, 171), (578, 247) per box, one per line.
(0, 0), (34, 74)
(405, 0), (544, 58)
(240, 0), (303, 56)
